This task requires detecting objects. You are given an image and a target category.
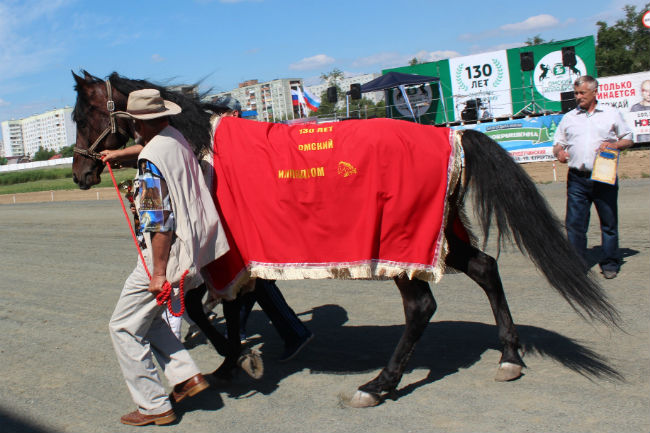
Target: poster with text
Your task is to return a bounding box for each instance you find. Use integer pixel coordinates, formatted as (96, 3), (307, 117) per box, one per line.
(449, 50), (512, 120)
(597, 71), (650, 143)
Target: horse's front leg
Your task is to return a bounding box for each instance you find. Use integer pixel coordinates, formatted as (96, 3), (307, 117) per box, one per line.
(206, 293), (263, 381)
(185, 285), (244, 380)
(345, 277), (436, 408)
(185, 284), (229, 357)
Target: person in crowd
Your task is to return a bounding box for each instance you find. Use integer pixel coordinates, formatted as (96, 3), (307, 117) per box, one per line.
(553, 75), (633, 279)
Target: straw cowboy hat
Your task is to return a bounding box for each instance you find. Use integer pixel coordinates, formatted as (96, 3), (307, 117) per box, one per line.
(116, 89), (181, 120)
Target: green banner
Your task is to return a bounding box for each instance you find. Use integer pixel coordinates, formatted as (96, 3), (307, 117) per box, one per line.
(383, 35), (596, 124)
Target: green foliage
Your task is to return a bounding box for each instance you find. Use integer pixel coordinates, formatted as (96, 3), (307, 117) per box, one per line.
(0, 157), (7, 165)
(596, 3), (650, 76)
(59, 145), (75, 157)
(320, 68), (344, 87)
(32, 146), (57, 161)
(525, 35), (554, 46)
(409, 57), (420, 66)
(0, 166), (136, 194)
(0, 166), (73, 185)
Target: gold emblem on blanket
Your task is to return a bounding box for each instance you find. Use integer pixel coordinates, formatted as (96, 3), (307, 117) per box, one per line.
(337, 161), (357, 177)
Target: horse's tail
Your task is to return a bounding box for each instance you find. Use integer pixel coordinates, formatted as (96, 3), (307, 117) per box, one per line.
(458, 129), (620, 326)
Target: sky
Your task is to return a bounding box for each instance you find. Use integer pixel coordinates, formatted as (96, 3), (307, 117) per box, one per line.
(1, 0), (648, 140)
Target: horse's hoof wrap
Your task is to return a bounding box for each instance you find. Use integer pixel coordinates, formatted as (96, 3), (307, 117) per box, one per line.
(340, 390), (380, 408)
(495, 362), (523, 382)
(238, 348), (264, 379)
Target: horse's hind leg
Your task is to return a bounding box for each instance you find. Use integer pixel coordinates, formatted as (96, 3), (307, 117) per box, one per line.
(445, 235), (525, 381)
(345, 277), (436, 408)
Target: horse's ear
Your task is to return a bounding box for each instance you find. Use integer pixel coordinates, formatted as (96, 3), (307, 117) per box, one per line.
(72, 70), (90, 87)
(82, 70), (94, 81)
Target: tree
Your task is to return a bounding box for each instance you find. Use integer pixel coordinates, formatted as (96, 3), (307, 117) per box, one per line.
(33, 146), (56, 161)
(317, 69), (346, 117)
(596, 3), (650, 76)
(0, 157), (7, 165)
(409, 57), (420, 66)
(320, 68), (344, 87)
(524, 35), (553, 46)
(59, 145), (75, 157)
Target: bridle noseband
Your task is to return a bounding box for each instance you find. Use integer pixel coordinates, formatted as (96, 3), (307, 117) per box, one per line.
(74, 79), (129, 161)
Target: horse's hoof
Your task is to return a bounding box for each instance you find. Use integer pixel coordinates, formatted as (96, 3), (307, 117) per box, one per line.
(339, 390), (381, 408)
(495, 362), (523, 382)
(238, 348), (264, 379)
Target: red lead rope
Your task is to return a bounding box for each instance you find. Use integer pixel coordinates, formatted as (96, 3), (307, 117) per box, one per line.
(106, 163), (186, 317)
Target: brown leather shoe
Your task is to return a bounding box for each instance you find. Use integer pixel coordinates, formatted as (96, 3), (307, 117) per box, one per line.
(171, 373), (209, 403)
(120, 409), (176, 426)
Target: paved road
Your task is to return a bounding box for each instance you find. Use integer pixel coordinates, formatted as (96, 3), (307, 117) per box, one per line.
(0, 180), (648, 433)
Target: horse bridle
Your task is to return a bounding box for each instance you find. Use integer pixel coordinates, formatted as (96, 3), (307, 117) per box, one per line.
(74, 79), (130, 161)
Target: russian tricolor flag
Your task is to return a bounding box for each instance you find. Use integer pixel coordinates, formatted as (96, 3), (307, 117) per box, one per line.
(303, 88), (321, 112)
(291, 89), (300, 106)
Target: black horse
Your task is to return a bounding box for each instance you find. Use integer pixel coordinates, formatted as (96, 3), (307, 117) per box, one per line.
(72, 70), (618, 408)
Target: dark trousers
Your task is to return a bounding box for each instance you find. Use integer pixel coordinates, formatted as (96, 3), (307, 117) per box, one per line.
(565, 169), (620, 272)
(240, 279), (310, 346)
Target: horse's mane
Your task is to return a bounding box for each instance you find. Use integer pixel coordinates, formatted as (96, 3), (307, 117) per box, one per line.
(76, 71), (215, 157)
(109, 72), (215, 157)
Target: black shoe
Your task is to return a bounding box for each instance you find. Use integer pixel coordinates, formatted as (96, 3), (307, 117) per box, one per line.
(279, 332), (314, 363)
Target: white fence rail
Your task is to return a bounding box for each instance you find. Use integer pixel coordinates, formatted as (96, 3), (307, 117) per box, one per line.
(0, 157), (73, 173)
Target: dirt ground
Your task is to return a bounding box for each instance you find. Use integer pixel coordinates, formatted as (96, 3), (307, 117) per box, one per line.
(0, 171), (648, 431)
(522, 148), (649, 183)
(0, 150), (647, 205)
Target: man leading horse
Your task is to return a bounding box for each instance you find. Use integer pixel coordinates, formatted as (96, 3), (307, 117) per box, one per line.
(107, 89), (229, 426)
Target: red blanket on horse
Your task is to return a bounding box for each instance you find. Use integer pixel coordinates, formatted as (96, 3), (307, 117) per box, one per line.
(203, 117), (460, 298)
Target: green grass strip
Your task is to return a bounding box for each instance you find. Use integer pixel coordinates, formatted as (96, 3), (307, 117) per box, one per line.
(0, 167), (136, 194)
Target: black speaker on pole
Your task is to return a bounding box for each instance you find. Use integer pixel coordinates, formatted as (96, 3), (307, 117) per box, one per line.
(350, 83), (362, 100)
(560, 91), (577, 112)
(562, 46), (576, 67)
(520, 52), (534, 71)
(326, 86), (337, 103)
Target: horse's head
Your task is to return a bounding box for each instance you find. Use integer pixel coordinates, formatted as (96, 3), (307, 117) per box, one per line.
(72, 71), (133, 189)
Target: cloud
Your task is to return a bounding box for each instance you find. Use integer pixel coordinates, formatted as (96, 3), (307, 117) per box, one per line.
(500, 14), (560, 32)
(151, 54), (166, 63)
(289, 54), (335, 71)
(351, 50), (460, 70)
(413, 50), (461, 62)
(459, 14), (563, 43)
(0, 98), (9, 107)
(0, 1), (71, 81)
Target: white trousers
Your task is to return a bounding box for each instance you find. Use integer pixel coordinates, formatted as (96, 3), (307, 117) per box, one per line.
(109, 253), (200, 415)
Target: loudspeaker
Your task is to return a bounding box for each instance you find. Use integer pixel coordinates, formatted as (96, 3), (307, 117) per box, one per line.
(350, 83), (362, 100)
(520, 52), (534, 71)
(326, 86), (337, 103)
(561, 91), (577, 112)
(562, 46), (576, 67)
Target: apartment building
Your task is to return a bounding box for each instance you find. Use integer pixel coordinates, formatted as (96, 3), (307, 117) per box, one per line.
(205, 78), (303, 122)
(1, 107), (76, 157)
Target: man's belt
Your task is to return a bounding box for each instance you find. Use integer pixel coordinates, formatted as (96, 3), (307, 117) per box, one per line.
(569, 168), (592, 178)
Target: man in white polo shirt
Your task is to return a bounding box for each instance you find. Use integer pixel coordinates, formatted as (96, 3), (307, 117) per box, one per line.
(552, 75), (633, 279)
